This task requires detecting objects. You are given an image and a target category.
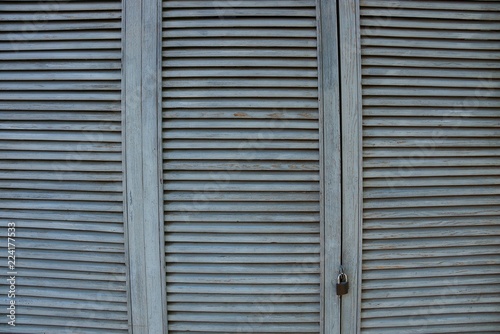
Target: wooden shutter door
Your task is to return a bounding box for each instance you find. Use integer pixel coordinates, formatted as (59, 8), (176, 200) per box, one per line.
(359, 1), (500, 333)
(161, 0), (341, 332)
(0, 1), (128, 332)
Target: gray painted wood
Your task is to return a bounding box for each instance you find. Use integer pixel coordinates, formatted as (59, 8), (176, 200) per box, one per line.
(359, 1), (500, 333)
(123, 0), (166, 332)
(338, 0), (362, 333)
(318, 0), (341, 333)
(0, 1), (128, 333)
(161, 0), (334, 332)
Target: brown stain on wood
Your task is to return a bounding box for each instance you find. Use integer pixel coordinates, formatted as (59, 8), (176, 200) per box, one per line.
(233, 112), (248, 118)
(268, 112), (284, 119)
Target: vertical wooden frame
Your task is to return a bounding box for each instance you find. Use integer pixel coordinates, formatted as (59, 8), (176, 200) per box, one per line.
(123, 0), (167, 332)
(318, 0), (342, 333)
(339, 0), (362, 333)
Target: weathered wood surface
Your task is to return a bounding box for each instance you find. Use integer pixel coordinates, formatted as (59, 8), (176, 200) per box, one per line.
(123, 0), (167, 332)
(359, 1), (500, 332)
(161, 0), (333, 332)
(0, 1), (128, 333)
(339, 0), (362, 333)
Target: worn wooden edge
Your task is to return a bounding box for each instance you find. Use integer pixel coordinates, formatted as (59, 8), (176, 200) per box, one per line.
(120, 1), (133, 332)
(156, 0), (169, 331)
(339, 0), (362, 333)
(123, 0), (167, 332)
(123, 0), (146, 331)
(315, 2), (324, 333)
(142, 0), (168, 333)
(319, 0), (342, 333)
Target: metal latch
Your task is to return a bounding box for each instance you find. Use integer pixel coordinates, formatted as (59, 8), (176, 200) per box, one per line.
(336, 265), (349, 296)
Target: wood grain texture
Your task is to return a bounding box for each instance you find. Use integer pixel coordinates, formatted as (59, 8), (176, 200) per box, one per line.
(359, 1), (500, 332)
(162, 0), (330, 332)
(123, 0), (167, 332)
(318, 0), (341, 333)
(0, 1), (127, 333)
(339, 0), (362, 333)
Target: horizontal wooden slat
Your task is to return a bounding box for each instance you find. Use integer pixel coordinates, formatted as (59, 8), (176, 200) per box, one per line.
(362, 17), (500, 31)
(166, 222), (319, 234)
(163, 181), (318, 191)
(0, 101), (121, 111)
(165, 212), (319, 223)
(163, 87), (318, 98)
(361, 8), (499, 20)
(0, 31), (121, 41)
(362, 37), (500, 51)
(363, 275), (500, 290)
(169, 322), (320, 333)
(164, 1), (316, 8)
(163, 8), (316, 18)
(163, 27), (317, 38)
(164, 48), (317, 58)
(0, 70), (121, 80)
(163, 149), (318, 161)
(0, 210), (122, 223)
(0, 296), (126, 311)
(0, 121), (121, 132)
(163, 128), (318, 139)
(0, 21), (121, 32)
(0, 60), (121, 70)
(164, 170), (319, 181)
(168, 297), (319, 314)
(363, 77), (500, 88)
(364, 138), (500, 147)
(163, 17), (316, 28)
(363, 57), (500, 69)
(0, 2), (121, 11)
(364, 236), (499, 250)
(0, 171), (122, 180)
(362, 28), (500, 41)
(163, 98), (318, 109)
(166, 232), (319, 243)
(0, 50), (121, 60)
(0, 315), (128, 330)
(363, 86), (500, 97)
(363, 216), (500, 229)
(163, 77), (316, 87)
(165, 191), (318, 201)
(168, 302), (319, 313)
(167, 263), (320, 275)
(164, 37), (316, 48)
(362, 314), (500, 329)
(164, 140), (318, 149)
(362, 67), (500, 79)
(0, 12), (121, 21)
(0, 140), (121, 152)
(361, 0), (500, 11)
(364, 185), (500, 198)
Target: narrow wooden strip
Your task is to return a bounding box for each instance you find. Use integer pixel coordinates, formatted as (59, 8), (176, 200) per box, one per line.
(163, 8), (317, 18)
(361, 0), (500, 11)
(361, 8), (499, 20)
(164, 1), (316, 8)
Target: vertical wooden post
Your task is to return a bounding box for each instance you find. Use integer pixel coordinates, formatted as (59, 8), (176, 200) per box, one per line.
(339, 0), (362, 333)
(123, 0), (167, 332)
(318, 0), (342, 333)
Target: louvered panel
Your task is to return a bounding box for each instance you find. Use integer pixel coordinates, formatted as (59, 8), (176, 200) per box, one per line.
(360, 1), (500, 333)
(162, 0), (321, 332)
(0, 1), (127, 333)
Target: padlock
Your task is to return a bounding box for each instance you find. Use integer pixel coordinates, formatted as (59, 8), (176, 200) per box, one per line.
(336, 272), (349, 296)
